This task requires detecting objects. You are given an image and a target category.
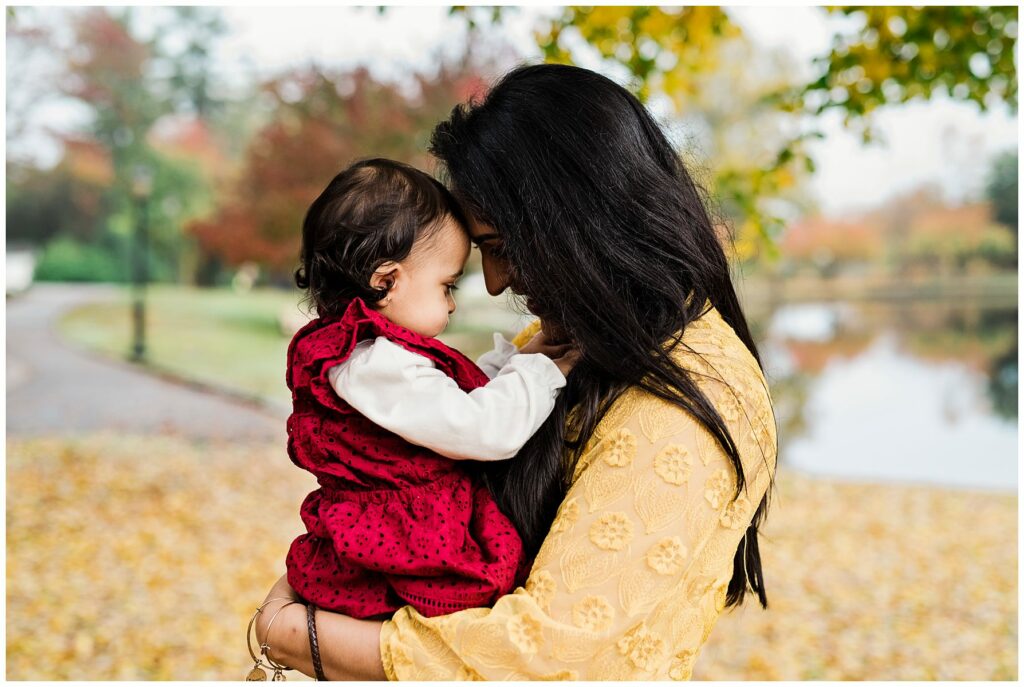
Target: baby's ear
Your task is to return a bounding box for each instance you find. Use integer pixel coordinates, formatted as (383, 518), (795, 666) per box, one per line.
(370, 261), (401, 294)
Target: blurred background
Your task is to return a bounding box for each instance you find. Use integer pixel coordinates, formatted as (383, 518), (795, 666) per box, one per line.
(6, 5), (1017, 680)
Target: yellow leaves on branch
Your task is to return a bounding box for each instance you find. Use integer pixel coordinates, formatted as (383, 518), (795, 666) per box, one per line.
(536, 6), (741, 105)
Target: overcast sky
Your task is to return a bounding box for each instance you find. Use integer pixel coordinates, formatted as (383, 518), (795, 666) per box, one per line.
(8, 5), (1019, 218)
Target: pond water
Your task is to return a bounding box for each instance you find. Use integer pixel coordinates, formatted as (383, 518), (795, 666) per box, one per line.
(751, 300), (1017, 492)
(448, 279), (1018, 492)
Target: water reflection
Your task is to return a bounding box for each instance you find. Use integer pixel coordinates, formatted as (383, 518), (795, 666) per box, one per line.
(755, 300), (1018, 491)
(448, 289), (1018, 491)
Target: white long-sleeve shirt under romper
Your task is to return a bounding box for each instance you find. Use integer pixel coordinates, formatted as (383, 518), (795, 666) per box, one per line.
(327, 332), (565, 462)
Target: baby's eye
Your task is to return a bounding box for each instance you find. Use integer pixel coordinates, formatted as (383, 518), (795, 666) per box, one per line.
(445, 283), (459, 294)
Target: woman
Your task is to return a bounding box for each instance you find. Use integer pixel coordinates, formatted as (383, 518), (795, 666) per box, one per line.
(254, 63), (777, 680)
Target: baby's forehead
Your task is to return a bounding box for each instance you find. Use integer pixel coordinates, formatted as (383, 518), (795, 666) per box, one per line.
(410, 216), (470, 267)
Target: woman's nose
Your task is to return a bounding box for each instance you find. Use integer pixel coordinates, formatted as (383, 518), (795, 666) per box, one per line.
(483, 258), (513, 296)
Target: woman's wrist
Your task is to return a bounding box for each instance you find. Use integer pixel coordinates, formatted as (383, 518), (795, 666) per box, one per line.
(258, 601), (311, 672)
(254, 575), (388, 680)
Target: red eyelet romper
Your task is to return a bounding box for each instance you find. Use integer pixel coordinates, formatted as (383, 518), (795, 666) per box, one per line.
(284, 297), (528, 619)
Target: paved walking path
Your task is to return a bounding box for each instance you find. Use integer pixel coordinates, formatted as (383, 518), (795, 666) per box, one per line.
(6, 283), (285, 441)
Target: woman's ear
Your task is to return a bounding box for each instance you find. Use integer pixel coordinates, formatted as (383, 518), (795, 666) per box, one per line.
(370, 261), (401, 305)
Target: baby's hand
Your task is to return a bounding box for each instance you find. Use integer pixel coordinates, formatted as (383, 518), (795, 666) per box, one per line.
(551, 347), (581, 378)
(520, 330), (581, 377)
(519, 329), (570, 357)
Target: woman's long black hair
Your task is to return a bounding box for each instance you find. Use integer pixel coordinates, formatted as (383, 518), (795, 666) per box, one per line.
(430, 63), (777, 609)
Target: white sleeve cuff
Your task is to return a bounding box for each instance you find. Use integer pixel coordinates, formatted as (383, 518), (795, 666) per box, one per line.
(476, 332), (520, 379)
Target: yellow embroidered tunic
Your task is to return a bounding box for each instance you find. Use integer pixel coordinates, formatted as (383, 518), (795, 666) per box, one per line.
(379, 305), (777, 680)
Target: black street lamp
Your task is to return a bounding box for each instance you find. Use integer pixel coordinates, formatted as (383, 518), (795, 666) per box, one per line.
(130, 164), (153, 362)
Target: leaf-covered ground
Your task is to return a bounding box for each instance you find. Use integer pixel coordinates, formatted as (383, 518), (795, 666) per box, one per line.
(6, 434), (1017, 680)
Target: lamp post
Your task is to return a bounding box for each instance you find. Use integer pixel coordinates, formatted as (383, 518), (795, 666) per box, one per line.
(130, 164), (153, 362)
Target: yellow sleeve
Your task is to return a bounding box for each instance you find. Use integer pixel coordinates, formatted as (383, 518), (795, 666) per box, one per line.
(379, 365), (777, 680)
(509, 319), (542, 349)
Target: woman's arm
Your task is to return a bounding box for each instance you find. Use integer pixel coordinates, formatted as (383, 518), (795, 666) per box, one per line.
(374, 377), (776, 680)
(254, 574), (386, 681)
(258, 318), (775, 680)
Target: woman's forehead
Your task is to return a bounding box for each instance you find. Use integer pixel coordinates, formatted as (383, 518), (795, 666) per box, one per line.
(466, 216), (501, 245)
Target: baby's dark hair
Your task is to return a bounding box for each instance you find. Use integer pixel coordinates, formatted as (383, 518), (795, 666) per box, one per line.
(295, 158), (469, 318)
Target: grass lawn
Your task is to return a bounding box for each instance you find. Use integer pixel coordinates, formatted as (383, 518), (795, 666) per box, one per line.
(58, 284), (524, 407)
(59, 285), (303, 408)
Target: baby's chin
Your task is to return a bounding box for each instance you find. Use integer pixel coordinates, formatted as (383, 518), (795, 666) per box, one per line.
(404, 319), (448, 339)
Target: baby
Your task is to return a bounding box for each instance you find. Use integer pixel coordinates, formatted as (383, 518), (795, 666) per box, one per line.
(285, 158), (575, 619)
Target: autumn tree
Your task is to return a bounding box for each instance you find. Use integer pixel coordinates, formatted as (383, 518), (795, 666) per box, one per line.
(188, 61), (491, 281)
(451, 6), (1018, 258)
(5, 7), (237, 282)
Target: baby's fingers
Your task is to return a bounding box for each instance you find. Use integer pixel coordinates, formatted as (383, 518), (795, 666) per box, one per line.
(553, 347), (582, 377)
(541, 343), (574, 359)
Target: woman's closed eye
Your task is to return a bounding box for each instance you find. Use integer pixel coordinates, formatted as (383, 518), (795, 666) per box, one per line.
(483, 243), (507, 259)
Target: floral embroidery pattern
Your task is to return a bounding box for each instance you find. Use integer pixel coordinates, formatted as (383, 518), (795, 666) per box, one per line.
(696, 426), (722, 467)
(646, 537), (688, 576)
(590, 512), (634, 551)
(653, 444), (694, 486)
(525, 570), (556, 611)
(379, 305), (781, 682)
(668, 649), (698, 680)
(616, 623), (666, 672)
(719, 494), (752, 530)
(703, 468), (734, 510)
(572, 594), (615, 631)
(551, 498), (580, 533)
(719, 395), (742, 428)
(506, 613), (543, 654)
(603, 428), (637, 467)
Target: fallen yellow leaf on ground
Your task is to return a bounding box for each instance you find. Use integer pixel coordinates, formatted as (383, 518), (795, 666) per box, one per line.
(6, 434), (1017, 680)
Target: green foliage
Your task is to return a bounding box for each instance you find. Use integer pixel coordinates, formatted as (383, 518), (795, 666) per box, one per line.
(151, 7), (228, 118)
(33, 232), (181, 284)
(796, 7), (1018, 139)
(62, 9), (170, 176)
(6, 164), (106, 246)
(10, 7), (232, 283)
(34, 237), (128, 283)
(986, 151), (1018, 232)
(454, 7), (1018, 258)
(975, 224), (1018, 268)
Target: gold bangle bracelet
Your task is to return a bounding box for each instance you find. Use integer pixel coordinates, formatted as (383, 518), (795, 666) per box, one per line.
(246, 597), (303, 680)
(263, 600), (301, 670)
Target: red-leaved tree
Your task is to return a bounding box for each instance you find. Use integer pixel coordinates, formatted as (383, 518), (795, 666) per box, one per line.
(188, 62), (490, 280)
